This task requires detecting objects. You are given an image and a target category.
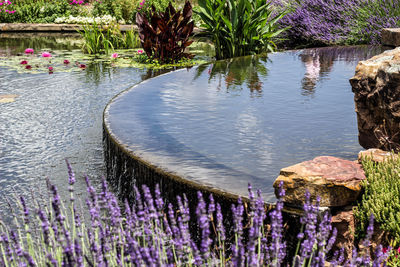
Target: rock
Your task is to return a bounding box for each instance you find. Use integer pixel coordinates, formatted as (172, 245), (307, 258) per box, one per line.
(273, 156), (365, 207)
(382, 28), (400, 47)
(358, 148), (398, 163)
(331, 206), (355, 260)
(350, 47), (400, 152)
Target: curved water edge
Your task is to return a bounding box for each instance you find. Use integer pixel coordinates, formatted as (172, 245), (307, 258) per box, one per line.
(103, 45), (387, 205)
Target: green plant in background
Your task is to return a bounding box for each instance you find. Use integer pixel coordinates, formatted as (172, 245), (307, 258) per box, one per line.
(0, 0), (73, 23)
(195, 0), (289, 59)
(79, 20), (140, 54)
(355, 155), (400, 245)
(136, 1), (194, 64)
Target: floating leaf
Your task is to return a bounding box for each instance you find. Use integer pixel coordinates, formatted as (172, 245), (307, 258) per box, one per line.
(0, 94), (18, 103)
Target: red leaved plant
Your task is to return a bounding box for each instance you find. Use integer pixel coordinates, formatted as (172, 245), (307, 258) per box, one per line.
(135, 1), (194, 64)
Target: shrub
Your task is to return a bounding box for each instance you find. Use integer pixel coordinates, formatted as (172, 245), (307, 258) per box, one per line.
(0, 0), (72, 23)
(277, 0), (358, 47)
(0, 161), (390, 266)
(348, 0), (400, 44)
(355, 155), (400, 245)
(195, 0), (288, 60)
(135, 1), (194, 64)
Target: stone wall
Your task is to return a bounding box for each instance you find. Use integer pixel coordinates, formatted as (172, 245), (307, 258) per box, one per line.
(350, 47), (400, 152)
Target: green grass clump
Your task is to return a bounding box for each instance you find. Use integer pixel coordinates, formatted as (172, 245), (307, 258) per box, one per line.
(355, 154), (400, 244)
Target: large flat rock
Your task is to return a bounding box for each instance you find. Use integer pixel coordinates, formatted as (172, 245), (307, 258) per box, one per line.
(273, 156), (365, 207)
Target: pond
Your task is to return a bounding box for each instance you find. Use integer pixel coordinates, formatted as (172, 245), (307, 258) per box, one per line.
(0, 33), (387, 213)
(0, 34), (153, 213)
(104, 45), (387, 202)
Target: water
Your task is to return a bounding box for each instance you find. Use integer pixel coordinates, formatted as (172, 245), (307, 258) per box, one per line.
(105, 45), (387, 202)
(0, 34), (152, 213)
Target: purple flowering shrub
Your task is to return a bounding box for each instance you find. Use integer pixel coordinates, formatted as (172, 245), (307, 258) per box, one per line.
(0, 161), (390, 266)
(348, 0), (400, 44)
(276, 0), (400, 47)
(277, 0), (358, 47)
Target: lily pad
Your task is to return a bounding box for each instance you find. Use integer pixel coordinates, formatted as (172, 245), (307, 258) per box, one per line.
(0, 48), (211, 74)
(0, 94), (18, 103)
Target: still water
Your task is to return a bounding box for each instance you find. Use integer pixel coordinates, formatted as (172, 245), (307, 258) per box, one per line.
(0, 34), (153, 212)
(0, 34), (387, 210)
(105, 46), (386, 202)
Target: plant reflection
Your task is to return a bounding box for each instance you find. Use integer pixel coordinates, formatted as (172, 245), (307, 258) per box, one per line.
(195, 55), (269, 97)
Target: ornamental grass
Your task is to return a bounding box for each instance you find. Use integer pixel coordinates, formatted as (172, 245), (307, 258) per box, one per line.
(0, 160), (390, 266)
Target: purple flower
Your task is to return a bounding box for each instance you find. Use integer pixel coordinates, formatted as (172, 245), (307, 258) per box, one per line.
(41, 52), (52, 58)
(24, 48), (34, 54)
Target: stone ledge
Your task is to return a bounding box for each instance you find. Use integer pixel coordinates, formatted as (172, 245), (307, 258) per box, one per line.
(273, 156), (366, 207)
(382, 28), (400, 47)
(0, 23), (137, 32)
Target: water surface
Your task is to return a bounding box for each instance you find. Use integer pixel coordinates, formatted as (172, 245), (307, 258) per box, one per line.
(106, 46), (386, 202)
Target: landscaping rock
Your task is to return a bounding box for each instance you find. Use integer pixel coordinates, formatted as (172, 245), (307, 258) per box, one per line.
(350, 47), (400, 152)
(382, 28), (400, 47)
(358, 148), (399, 163)
(273, 156), (365, 207)
(331, 206), (355, 260)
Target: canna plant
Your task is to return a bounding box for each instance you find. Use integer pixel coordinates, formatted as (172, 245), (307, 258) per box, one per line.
(195, 0), (289, 60)
(135, 1), (194, 64)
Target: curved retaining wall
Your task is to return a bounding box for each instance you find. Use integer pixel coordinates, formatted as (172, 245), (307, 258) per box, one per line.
(102, 76), (275, 215)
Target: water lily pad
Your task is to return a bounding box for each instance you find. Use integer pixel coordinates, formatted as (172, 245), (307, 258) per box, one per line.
(0, 94), (18, 103)
(0, 48), (211, 74)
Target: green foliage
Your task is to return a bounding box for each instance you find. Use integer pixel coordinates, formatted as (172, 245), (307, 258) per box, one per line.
(79, 21), (140, 54)
(355, 155), (400, 244)
(92, 0), (124, 21)
(136, 1), (194, 64)
(346, 0), (400, 44)
(195, 0), (289, 59)
(0, 0), (72, 23)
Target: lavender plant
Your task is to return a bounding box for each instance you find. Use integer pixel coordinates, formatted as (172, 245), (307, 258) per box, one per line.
(348, 0), (400, 44)
(0, 162), (390, 266)
(277, 0), (358, 47)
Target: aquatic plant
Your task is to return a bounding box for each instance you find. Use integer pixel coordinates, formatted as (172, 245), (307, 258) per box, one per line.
(135, 1), (194, 64)
(79, 20), (139, 55)
(195, 0), (288, 59)
(41, 51), (52, 58)
(24, 48), (34, 54)
(0, 162), (390, 266)
(355, 155), (400, 245)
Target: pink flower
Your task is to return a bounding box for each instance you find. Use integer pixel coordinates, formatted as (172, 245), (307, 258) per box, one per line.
(10, 10), (14, 13)
(137, 49), (144, 54)
(78, 0), (83, 4)
(20, 60), (28, 64)
(41, 52), (52, 58)
(63, 59), (70, 64)
(0, 3), (3, 6)
(111, 53), (118, 59)
(25, 65), (32, 69)
(79, 64), (86, 69)
(24, 48), (34, 54)
(48, 66), (53, 71)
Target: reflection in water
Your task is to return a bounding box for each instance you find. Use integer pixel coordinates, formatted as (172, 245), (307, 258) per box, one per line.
(195, 55), (269, 97)
(298, 46), (386, 96)
(106, 45), (388, 202)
